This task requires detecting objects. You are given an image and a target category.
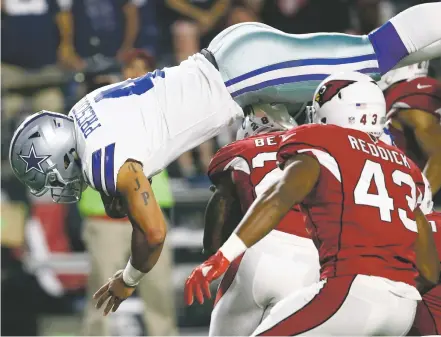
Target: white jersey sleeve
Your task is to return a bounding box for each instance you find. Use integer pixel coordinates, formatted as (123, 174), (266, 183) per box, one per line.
(81, 135), (147, 197)
(69, 75), (162, 196)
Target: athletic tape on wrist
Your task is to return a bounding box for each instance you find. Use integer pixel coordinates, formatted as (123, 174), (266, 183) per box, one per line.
(122, 260), (146, 286)
(219, 233), (248, 262)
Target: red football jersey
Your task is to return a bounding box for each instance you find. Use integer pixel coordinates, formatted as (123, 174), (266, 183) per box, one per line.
(208, 131), (308, 238)
(384, 76), (441, 169)
(277, 124), (428, 286)
(413, 211), (441, 335)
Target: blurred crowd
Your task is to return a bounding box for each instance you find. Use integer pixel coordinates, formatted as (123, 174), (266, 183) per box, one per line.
(1, 0), (439, 336)
(2, 0), (425, 183)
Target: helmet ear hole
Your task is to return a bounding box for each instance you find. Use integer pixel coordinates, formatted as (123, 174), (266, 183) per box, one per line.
(321, 117), (327, 123)
(29, 131), (41, 139)
(338, 92), (342, 99)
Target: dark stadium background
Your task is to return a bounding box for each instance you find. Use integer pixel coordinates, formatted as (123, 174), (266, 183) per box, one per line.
(1, 0), (440, 335)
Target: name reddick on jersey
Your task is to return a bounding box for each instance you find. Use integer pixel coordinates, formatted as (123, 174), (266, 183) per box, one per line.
(348, 135), (410, 168)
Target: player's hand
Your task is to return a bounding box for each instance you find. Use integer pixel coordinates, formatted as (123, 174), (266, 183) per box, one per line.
(184, 251), (230, 305)
(93, 270), (136, 316)
(101, 193), (128, 218)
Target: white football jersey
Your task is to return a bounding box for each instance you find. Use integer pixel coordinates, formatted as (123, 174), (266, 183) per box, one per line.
(69, 54), (243, 196)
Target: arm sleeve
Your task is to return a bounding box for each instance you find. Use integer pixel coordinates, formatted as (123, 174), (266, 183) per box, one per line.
(207, 141), (249, 184)
(277, 125), (343, 185)
(277, 125), (326, 168)
(89, 139), (148, 196)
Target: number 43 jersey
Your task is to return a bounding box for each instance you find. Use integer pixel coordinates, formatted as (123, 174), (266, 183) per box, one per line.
(208, 131), (309, 238)
(277, 124), (429, 288)
(68, 54), (243, 196)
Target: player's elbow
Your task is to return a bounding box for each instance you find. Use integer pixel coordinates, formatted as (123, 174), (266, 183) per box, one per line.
(142, 219), (167, 247)
(145, 223), (167, 246)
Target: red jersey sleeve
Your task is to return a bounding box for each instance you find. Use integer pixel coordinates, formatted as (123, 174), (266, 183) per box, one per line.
(386, 77), (441, 120)
(207, 140), (250, 184)
(277, 124), (332, 169)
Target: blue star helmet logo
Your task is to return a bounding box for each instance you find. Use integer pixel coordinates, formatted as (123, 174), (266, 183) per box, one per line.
(19, 143), (51, 174)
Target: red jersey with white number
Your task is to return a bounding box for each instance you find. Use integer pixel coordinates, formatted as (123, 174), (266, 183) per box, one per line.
(277, 124), (427, 286)
(413, 211), (441, 335)
(208, 131), (308, 238)
(383, 76), (441, 169)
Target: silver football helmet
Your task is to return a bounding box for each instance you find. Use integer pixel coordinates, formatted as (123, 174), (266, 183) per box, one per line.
(237, 103), (297, 140)
(9, 111), (84, 203)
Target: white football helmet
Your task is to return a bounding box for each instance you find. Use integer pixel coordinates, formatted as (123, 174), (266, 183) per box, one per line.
(236, 103), (297, 140)
(309, 71), (386, 137)
(377, 61), (429, 91)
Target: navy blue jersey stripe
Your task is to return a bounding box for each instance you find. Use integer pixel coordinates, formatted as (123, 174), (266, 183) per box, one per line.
(91, 149), (102, 191)
(104, 143), (116, 195)
(225, 54), (378, 87)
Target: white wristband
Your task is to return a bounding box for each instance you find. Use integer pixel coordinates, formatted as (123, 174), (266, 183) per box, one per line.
(219, 233), (248, 262)
(122, 260), (146, 287)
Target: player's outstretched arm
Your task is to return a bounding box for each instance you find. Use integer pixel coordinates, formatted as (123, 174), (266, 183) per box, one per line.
(233, 154), (320, 249)
(203, 173), (240, 256)
(117, 160), (167, 274)
(93, 160), (167, 315)
(396, 109), (441, 195)
(184, 153), (320, 305)
(415, 207), (440, 293)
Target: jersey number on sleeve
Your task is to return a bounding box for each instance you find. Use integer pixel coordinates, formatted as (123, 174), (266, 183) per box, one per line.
(252, 152), (282, 196)
(354, 160), (420, 232)
(94, 70), (165, 103)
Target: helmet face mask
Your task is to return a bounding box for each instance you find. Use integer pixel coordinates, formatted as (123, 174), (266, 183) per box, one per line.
(42, 168), (83, 203)
(237, 103), (298, 140)
(9, 111), (84, 204)
(308, 71), (387, 138)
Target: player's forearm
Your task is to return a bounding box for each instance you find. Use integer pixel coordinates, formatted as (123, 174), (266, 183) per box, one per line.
(215, 182), (291, 262)
(122, 222), (164, 287)
(415, 208), (440, 287)
(414, 123), (441, 195)
(121, 3), (139, 50)
(126, 204), (166, 272)
(208, 0), (231, 21)
(203, 189), (233, 255)
(130, 220), (164, 272)
(56, 11), (75, 48)
(218, 154), (319, 262)
(424, 154), (441, 196)
(234, 183), (291, 248)
(166, 0), (207, 21)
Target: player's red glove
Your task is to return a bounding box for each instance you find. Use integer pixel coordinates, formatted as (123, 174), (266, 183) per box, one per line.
(184, 251), (230, 305)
